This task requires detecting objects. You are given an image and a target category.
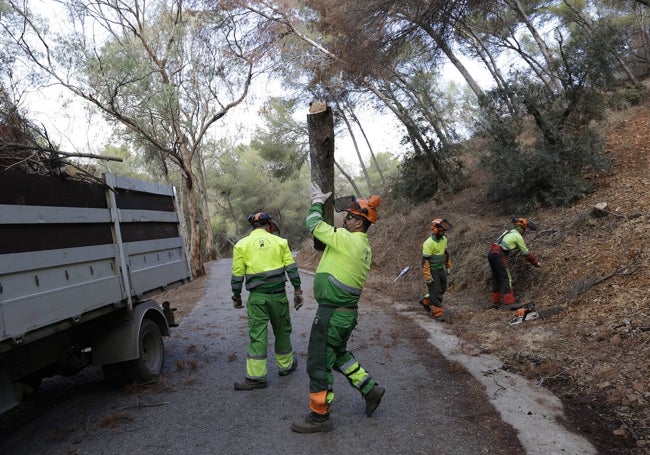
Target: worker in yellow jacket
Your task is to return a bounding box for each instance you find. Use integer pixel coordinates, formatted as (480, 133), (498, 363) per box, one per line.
(291, 184), (385, 433)
(420, 218), (451, 322)
(231, 212), (302, 390)
(487, 217), (541, 310)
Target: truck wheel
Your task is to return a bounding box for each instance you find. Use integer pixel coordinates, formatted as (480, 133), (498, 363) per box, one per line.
(126, 318), (165, 382)
(102, 319), (165, 385)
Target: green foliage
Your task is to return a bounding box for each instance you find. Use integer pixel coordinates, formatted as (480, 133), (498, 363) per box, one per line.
(479, 81), (611, 214)
(364, 151), (399, 194)
(608, 84), (647, 110)
(561, 17), (625, 89)
(250, 97), (309, 181)
(98, 143), (155, 180)
(482, 126), (605, 213)
(391, 144), (465, 204)
(207, 143), (311, 256)
(391, 151), (439, 203)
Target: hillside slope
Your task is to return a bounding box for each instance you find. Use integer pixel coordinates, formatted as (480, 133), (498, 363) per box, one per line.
(297, 85), (649, 454)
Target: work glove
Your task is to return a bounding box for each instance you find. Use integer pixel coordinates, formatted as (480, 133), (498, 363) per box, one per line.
(294, 289), (303, 311)
(232, 295), (243, 309)
(310, 183), (332, 206)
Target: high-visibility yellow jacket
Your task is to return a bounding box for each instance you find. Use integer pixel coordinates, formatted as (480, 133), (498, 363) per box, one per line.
(231, 228), (301, 296)
(495, 229), (529, 256)
(494, 228), (538, 265)
(306, 203), (370, 307)
(422, 234), (449, 281)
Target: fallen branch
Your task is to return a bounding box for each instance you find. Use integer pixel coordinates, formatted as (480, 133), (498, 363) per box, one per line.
(567, 258), (642, 300)
(1, 144), (123, 162)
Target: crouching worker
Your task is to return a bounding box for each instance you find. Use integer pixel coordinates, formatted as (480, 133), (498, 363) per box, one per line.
(487, 217), (541, 310)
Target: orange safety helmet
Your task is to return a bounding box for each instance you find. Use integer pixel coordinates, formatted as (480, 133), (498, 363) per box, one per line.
(512, 217), (529, 232)
(346, 195), (382, 224)
(431, 218), (449, 236)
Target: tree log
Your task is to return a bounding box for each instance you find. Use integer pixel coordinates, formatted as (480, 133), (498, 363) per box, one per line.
(308, 102), (334, 251)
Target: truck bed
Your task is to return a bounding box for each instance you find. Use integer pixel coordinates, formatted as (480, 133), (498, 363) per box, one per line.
(0, 171), (192, 349)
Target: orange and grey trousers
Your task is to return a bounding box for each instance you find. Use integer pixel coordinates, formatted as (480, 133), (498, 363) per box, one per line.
(306, 305), (377, 416)
(487, 244), (516, 305)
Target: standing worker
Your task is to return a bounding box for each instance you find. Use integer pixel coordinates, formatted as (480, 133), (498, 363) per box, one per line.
(487, 217), (541, 310)
(419, 218), (451, 322)
(231, 212), (303, 390)
(291, 184), (385, 433)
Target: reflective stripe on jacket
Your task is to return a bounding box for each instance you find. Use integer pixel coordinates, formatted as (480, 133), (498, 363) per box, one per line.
(231, 227), (300, 295)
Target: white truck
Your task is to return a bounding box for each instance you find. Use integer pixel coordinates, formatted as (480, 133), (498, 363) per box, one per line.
(0, 171), (192, 414)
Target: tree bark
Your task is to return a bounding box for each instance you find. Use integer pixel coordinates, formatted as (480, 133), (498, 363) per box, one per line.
(308, 102), (335, 251)
(195, 152), (216, 260)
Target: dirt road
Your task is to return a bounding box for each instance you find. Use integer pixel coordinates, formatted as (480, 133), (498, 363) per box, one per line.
(0, 260), (593, 454)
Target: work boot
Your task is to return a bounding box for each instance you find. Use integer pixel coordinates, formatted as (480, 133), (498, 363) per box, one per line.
(431, 305), (446, 322)
(291, 412), (333, 433)
(234, 378), (268, 391)
(364, 384), (385, 417)
(279, 358), (298, 376)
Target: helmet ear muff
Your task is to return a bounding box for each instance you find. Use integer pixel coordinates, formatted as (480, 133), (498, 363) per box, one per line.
(248, 212), (273, 229)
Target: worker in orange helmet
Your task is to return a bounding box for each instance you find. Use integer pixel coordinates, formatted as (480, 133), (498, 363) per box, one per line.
(420, 218), (451, 322)
(291, 184), (385, 433)
(487, 217), (541, 310)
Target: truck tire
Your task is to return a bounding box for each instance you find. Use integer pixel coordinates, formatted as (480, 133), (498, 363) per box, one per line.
(102, 318), (165, 385)
(127, 318), (165, 381)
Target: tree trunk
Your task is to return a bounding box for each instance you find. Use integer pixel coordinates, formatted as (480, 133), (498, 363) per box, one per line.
(338, 106), (373, 194)
(308, 102), (335, 251)
(507, 0), (564, 93)
(335, 159), (362, 196)
(348, 107), (386, 187)
(195, 152), (216, 260)
(420, 23), (486, 102)
(179, 144), (205, 277)
(182, 173), (205, 277)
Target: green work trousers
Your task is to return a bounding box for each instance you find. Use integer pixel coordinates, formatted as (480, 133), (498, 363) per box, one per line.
(245, 291), (294, 381)
(426, 268), (448, 308)
(306, 306), (376, 413)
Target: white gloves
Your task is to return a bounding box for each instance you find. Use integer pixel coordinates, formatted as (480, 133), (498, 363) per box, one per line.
(310, 183), (332, 206)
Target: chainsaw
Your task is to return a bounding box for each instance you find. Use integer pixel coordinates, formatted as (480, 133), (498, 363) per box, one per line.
(508, 303), (563, 325)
